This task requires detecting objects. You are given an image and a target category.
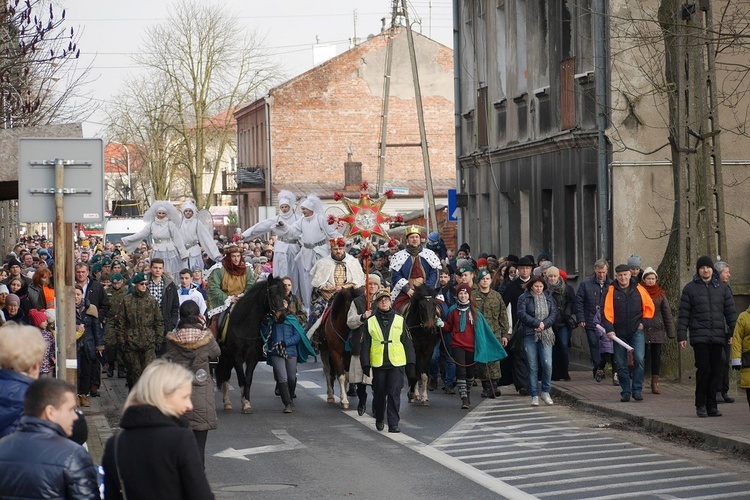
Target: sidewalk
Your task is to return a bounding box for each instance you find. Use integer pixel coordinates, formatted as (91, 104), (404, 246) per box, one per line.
(549, 368), (750, 456)
(82, 374), (129, 464)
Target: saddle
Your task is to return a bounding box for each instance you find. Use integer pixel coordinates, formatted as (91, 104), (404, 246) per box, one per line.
(208, 306), (232, 344)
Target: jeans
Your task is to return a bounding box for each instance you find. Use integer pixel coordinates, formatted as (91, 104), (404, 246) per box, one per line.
(429, 333), (456, 387)
(523, 335), (552, 397)
(585, 328), (601, 370)
(613, 330), (645, 397)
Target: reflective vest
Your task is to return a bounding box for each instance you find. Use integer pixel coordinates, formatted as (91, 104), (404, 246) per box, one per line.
(367, 314), (407, 367)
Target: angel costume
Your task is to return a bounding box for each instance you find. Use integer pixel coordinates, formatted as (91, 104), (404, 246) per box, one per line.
(242, 190), (300, 293)
(120, 201), (188, 278)
(277, 194), (341, 310)
(179, 201), (220, 271)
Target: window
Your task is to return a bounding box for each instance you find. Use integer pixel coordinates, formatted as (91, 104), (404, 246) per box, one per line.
(477, 87), (489, 148)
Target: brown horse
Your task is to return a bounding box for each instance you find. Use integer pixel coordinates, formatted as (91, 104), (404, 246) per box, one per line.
(318, 286), (363, 409)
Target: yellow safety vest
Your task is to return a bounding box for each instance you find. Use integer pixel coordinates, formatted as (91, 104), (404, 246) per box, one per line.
(367, 314), (407, 367)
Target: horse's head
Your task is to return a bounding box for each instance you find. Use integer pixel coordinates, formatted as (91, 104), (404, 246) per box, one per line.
(265, 277), (287, 323)
(409, 284), (439, 329)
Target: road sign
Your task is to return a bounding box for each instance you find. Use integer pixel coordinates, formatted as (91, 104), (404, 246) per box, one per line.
(18, 138), (105, 223)
(448, 189), (460, 221)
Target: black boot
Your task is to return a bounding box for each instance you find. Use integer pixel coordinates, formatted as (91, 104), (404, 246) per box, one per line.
(347, 383), (357, 397)
(278, 383), (293, 413)
(481, 380), (491, 398)
(356, 383), (367, 416)
(288, 380), (297, 411)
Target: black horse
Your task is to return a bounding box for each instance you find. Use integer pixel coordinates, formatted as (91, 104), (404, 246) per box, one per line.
(215, 276), (286, 414)
(405, 284), (441, 405)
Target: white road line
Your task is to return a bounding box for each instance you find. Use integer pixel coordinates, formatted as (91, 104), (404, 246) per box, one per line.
(483, 451), (660, 473)
(464, 447), (650, 466)
(546, 473), (739, 498)
(453, 441), (626, 459)
(515, 465), (704, 488)
(502, 459), (686, 481)
(297, 380), (321, 389)
(433, 435), (610, 449)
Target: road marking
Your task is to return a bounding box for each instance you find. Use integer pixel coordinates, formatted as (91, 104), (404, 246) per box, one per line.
(213, 429), (305, 461)
(297, 380), (320, 389)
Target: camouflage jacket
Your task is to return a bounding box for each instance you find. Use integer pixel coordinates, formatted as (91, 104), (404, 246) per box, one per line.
(112, 289), (164, 350)
(105, 286), (128, 324)
(472, 287), (510, 340)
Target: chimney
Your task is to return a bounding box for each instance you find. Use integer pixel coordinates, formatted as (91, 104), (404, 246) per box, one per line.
(344, 147), (362, 189)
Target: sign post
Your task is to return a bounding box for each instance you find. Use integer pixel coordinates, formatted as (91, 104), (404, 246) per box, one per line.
(18, 138), (104, 385)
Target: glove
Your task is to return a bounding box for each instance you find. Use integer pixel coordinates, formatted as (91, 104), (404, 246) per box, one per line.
(406, 363), (416, 380)
(362, 366), (371, 378)
(435, 318), (444, 328)
(280, 341), (286, 348)
(733, 365), (741, 371)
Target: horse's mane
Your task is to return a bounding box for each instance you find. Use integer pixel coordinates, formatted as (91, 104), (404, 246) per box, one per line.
(411, 284), (436, 302)
(228, 277), (280, 331)
(330, 285), (364, 318)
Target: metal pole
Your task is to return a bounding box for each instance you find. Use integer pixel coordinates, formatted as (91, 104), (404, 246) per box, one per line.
(401, 0), (438, 233)
(594, 0), (609, 259)
(53, 159), (74, 385)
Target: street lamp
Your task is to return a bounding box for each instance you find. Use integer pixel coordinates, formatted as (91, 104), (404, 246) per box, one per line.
(110, 140), (132, 196)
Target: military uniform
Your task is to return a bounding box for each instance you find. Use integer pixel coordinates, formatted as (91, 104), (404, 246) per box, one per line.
(104, 285), (128, 376)
(112, 288), (164, 388)
(472, 287), (509, 394)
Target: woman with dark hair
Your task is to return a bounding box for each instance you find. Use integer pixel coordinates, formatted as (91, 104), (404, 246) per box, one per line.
(641, 267), (674, 394)
(74, 284), (103, 407)
(517, 275), (558, 406)
(165, 300), (220, 465)
(441, 282), (479, 409)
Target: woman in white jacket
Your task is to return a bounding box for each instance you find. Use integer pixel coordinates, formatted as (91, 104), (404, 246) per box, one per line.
(121, 201), (187, 278)
(179, 201), (220, 272)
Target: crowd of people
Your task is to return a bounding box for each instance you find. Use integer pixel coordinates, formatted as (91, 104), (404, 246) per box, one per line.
(0, 193), (747, 498)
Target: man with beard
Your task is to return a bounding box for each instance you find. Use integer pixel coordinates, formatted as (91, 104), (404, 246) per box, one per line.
(371, 251), (391, 285)
(389, 225), (441, 313)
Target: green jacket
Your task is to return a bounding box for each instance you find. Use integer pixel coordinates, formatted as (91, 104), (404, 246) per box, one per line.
(472, 287), (509, 340)
(113, 289), (164, 350)
(105, 286), (128, 324)
(206, 266), (255, 310)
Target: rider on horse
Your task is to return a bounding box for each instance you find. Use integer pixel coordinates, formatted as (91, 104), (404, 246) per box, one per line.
(389, 225), (442, 314)
(306, 237), (366, 345)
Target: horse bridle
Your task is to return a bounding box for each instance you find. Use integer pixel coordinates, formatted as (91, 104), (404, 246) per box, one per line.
(408, 294), (440, 330)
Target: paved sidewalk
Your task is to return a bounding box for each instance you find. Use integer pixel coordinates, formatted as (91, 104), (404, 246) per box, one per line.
(548, 368), (750, 455)
(82, 374), (129, 464)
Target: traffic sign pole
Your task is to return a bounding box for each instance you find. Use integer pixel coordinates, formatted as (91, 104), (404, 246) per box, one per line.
(52, 159), (75, 384)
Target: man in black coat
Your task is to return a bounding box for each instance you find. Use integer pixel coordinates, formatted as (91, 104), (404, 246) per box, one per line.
(500, 255), (535, 395)
(0, 378), (99, 499)
(677, 255), (738, 418)
(75, 262), (110, 397)
(574, 258), (612, 379)
(146, 258), (179, 355)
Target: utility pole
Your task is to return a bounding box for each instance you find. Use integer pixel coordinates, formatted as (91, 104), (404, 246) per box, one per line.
(376, 0), (438, 232)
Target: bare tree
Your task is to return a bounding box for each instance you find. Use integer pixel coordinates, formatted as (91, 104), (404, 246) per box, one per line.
(131, 0), (279, 209)
(0, 0), (92, 126)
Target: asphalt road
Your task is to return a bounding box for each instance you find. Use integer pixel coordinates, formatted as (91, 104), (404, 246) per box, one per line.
(205, 362), (750, 500)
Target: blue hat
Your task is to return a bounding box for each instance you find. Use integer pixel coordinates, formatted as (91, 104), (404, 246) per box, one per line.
(427, 231), (439, 243)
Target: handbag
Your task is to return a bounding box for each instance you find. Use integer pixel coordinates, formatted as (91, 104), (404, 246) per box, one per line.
(113, 432), (128, 500)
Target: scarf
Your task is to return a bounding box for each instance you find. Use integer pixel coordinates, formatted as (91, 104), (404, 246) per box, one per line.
(641, 282), (664, 300)
(407, 244), (422, 256)
(532, 292), (555, 346)
(456, 300), (473, 332)
(222, 254), (247, 277)
(546, 279), (565, 295)
(173, 326), (207, 344)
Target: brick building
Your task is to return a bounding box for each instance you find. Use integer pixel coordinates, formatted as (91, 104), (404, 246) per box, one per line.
(234, 28), (456, 244)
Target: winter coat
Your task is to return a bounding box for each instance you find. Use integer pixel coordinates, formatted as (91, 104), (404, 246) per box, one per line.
(26, 283), (46, 311)
(112, 289), (164, 351)
(102, 405), (214, 500)
(472, 287), (509, 340)
(76, 302), (102, 362)
(105, 285), (128, 324)
(575, 274), (612, 326)
(645, 293), (675, 344)
(517, 291), (558, 336)
(677, 274), (737, 345)
(83, 278), (110, 321)
(732, 306), (750, 388)
(0, 369), (34, 438)
(601, 280), (655, 337)
(165, 328), (220, 431)
(0, 416), (99, 499)
(146, 274), (180, 334)
(502, 277), (531, 325)
(269, 320), (302, 358)
(548, 282), (577, 331)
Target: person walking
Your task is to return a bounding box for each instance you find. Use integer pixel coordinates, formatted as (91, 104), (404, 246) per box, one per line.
(165, 300), (220, 465)
(575, 258), (613, 382)
(102, 359), (214, 499)
(346, 274), (381, 415)
(731, 302), (750, 412)
(517, 276), (558, 406)
(472, 268), (509, 398)
(74, 285), (103, 408)
(545, 266), (576, 381)
(640, 267), (675, 394)
(714, 260), (736, 404)
(501, 255), (535, 396)
(361, 290), (416, 432)
(603, 264), (655, 403)
(677, 256), (737, 418)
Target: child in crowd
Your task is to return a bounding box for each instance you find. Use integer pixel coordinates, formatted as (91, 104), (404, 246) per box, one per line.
(595, 322), (616, 385)
(29, 309), (55, 378)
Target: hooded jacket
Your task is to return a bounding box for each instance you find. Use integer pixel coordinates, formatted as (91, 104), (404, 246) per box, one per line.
(677, 274), (737, 345)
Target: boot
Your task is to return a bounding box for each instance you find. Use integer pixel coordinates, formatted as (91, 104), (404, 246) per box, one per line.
(288, 380), (297, 411)
(356, 383), (367, 416)
(651, 375), (661, 394)
(491, 379), (501, 398)
(278, 383), (293, 413)
(466, 378), (473, 405)
(481, 380), (491, 398)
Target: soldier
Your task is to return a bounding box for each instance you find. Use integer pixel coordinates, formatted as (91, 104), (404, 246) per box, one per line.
(112, 273), (164, 389)
(472, 269), (509, 398)
(103, 273), (128, 378)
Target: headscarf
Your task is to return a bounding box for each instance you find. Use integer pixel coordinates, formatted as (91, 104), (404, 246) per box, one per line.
(222, 246), (247, 277)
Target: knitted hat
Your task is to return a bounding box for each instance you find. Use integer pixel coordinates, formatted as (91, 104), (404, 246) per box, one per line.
(546, 266), (560, 277)
(7, 257), (21, 269)
(29, 309), (47, 327)
(537, 252), (550, 263)
(5, 293), (20, 306)
(427, 231), (439, 243)
(642, 266), (657, 279)
(627, 254), (642, 268)
(477, 258), (489, 268)
(456, 283), (472, 295)
(696, 255), (714, 273)
(0, 284), (8, 295)
(45, 309), (56, 324)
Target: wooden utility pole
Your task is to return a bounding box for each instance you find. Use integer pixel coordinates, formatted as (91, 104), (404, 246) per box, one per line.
(376, 0), (438, 232)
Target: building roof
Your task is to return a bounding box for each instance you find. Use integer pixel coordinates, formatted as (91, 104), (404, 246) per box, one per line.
(270, 178), (456, 200)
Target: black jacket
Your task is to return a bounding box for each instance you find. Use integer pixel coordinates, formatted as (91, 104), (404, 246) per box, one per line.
(83, 278), (110, 321)
(502, 277), (531, 325)
(0, 416), (99, 499)
(574, 274), (612, 326)
(601, 280), (651, 337)
(677, 274), (737, 345)
(102, 404), (214, 500)
(148, 274), (180, 334)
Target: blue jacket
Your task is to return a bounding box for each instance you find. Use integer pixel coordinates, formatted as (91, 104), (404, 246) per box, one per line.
(391, 253), (439, 292)
(76, 302), (103, 362)
(0, 369), (34, 438)
(575, 274), (612, 326)
(270, 319), (302, 357)
(517, 291), (558, 336)
(0, 416), (99, 499)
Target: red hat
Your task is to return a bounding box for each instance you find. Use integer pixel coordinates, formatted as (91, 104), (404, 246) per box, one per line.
(456, 283), (472, 295)
(29, 309), (48, 328)
(559, 269), (568, 281)
(477, 258), (489, 268)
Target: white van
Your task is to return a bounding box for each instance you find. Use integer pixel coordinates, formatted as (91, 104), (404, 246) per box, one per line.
(104, 218), (150, 245)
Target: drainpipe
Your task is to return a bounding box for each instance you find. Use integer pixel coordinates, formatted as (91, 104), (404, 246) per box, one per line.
(453, 0), (464, 244)
(265, 96), (273, 218)
(594, 0), (609, 260)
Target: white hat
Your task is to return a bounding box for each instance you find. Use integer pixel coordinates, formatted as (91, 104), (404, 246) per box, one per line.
(0, 284), (8, 295)
(278, 190), (296, 208)
(300, 194), (322, 213)
(642, 266), (658, 279)
(181, 201), (197, 217)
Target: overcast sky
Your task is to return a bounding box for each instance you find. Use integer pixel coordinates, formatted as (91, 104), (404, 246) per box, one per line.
(63, 0), (454, 137)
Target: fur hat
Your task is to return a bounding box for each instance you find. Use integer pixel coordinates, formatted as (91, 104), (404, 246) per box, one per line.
(29, 309), (48, 327)
(367, 274), (382, 285)
(300, 194), (323, 213)
(277, 190), (296, 208)
(546, 266), (560, 277)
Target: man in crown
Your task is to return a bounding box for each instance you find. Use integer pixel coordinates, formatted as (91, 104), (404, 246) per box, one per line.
(306, 237), (367, 342)
(390, 225), (442, 313)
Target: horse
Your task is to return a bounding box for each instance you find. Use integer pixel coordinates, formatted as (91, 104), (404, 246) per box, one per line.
(405, 284), (441, 405)
(214, 276), (286, 414)
(318, 286), (363, 410)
